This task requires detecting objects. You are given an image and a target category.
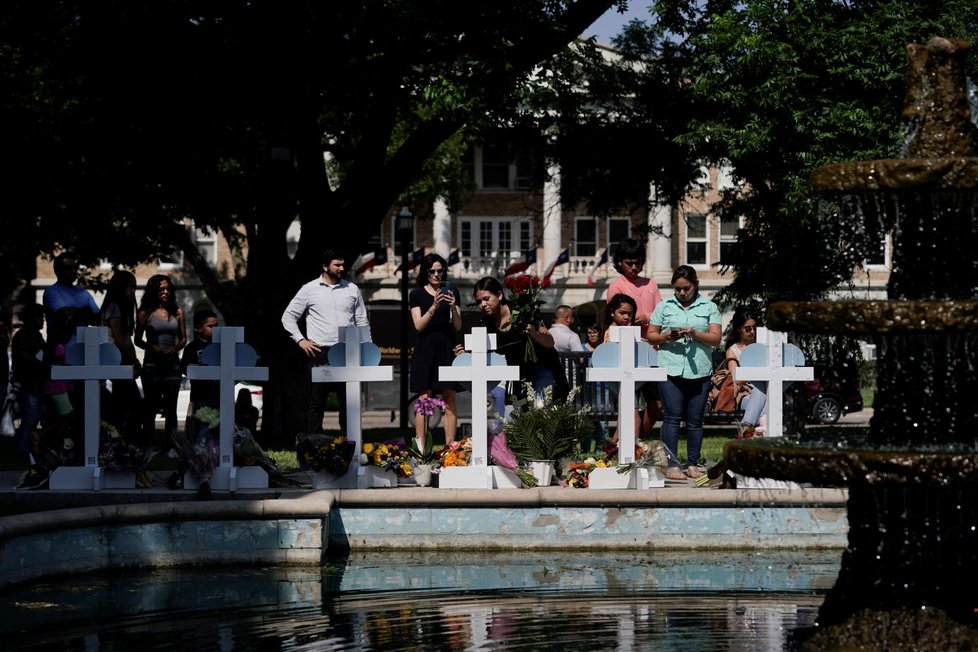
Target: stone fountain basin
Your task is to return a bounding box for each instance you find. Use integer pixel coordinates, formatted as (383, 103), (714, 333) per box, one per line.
(767, 300), (978, 334)
(810, 157), (978, 191)
(725, 437), (978, 487)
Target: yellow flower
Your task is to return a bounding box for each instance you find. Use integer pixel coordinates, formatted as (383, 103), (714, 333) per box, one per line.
(362, 442), (374, 454)
(596, 460), (607, 468)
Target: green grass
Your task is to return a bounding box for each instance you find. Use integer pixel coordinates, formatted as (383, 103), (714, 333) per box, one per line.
(861, 387), (875, 409)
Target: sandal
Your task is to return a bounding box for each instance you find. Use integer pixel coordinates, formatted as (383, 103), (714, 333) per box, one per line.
(665, 467), (686, 481)
(686, 465), (703, 479)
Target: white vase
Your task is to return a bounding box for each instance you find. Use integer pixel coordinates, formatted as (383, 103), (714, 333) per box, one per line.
(414, 463), (433, 487)
(528, 460), (554, 487)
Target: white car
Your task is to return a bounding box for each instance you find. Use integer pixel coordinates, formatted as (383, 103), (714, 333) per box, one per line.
(132, 377), (263, 422)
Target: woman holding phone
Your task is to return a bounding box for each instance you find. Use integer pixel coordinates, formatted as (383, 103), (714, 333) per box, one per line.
(409, 253), (463, 449)
(647, 265), (722, 480)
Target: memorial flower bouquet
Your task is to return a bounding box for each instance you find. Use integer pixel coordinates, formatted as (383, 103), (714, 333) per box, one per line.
(503, 274), (551, 362)
(297, 433), (356, 476)
(439, 437), (471, 467)
(98, 421), (145, 472)
(564, 460), (597, 488)
(360, 441), (412, 477)
(409, 396), (446, 466)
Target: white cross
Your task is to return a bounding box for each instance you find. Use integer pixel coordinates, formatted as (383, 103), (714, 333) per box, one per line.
(734, 330), (813, 438)
(438, 327), (519, 488)
(312, 325), (392, 484)
(49, 326), (134, 490)
(587, 326), (666, 464)
(186, 327), (269, 490)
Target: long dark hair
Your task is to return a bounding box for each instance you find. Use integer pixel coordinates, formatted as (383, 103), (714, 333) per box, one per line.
(473, 276), (505, 302)
(724, 308), (761, 350)
(417, 253), (448, 287)
(100, 270), (137, 334)
(139, 274), (179, 315)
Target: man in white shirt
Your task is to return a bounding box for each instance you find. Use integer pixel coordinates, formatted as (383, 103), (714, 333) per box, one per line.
(548, 305), (586, 353)
(281, 249), (371, 434)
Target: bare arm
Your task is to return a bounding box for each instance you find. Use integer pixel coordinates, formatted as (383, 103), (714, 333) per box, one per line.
(134, 310), (149, 350)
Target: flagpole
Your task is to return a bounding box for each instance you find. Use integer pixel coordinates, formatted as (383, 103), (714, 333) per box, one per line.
(396, 207), (414, 430)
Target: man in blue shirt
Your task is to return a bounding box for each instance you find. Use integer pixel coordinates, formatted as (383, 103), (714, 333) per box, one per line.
(42, 252), (99, 348)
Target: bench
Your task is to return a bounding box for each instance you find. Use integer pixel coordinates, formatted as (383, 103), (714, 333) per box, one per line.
(558, 352), (619, 430)
(559, 351), (744, 428)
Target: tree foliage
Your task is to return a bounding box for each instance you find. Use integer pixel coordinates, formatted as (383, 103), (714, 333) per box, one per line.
(1, 0), (620, 440)
(613, 0), (978, 309)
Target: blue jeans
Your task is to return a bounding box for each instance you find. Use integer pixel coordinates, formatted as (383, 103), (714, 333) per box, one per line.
(659, 375), (711, 468)
(741, 382), (768, 426)
(15, 390), (41, 464)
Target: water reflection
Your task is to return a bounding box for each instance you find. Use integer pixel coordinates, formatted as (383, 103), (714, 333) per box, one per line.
(2, 551), (840, 650)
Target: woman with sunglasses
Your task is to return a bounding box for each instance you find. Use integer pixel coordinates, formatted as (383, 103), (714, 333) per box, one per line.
(409, 253), (463, 449)
(647, 265), (721, 480)
(724, 308), (767, 438)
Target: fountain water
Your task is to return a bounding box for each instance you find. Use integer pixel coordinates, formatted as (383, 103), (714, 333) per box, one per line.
(725, 36), (978, 643)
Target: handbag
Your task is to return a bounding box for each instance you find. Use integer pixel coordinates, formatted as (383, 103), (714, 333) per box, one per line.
(0, 384), (18, 437)
(706, 358), (751, 413)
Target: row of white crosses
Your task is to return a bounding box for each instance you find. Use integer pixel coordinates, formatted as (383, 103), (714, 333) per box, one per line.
(49, 326), (269, 492)
(49, 323), (810, 492)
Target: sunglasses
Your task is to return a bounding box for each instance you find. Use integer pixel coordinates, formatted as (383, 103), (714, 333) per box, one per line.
(427, 269), (445, 276)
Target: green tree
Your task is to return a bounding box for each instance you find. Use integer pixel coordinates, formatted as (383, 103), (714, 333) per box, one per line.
(1, 0), (621, 441)
(611, 0), (978, 309)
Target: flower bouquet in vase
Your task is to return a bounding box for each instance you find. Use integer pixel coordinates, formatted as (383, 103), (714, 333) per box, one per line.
(296, 432), (357, 489)
(97, 421), (145, 488)
(409, 396), (446, 486)
(358, 441), (407, 488)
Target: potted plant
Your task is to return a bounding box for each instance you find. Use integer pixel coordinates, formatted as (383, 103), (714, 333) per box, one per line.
(502, 383), (594, 486)
(409, 396), (447, 486)
(407, 434), (440, 487)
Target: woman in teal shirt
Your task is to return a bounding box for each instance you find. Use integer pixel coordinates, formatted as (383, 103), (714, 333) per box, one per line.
(648, 266), (722, 480)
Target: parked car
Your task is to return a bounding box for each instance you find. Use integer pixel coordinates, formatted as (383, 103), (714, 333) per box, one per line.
(704, 370), (863, 426)
(792, 375), (863, 425)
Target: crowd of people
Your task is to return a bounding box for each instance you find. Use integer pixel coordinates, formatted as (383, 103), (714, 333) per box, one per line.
(278, 238), (747, 484)
(5, 241), (763, 491)
(6, 253), (265, 493)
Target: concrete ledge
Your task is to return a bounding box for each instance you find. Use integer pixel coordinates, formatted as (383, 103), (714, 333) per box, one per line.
(0, 487), (849, 589)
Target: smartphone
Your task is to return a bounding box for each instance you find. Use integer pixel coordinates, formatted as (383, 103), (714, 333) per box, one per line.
(441, 281), (452, 296)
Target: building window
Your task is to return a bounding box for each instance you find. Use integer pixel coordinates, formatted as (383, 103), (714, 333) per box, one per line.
(607, 218), (630, 252)
(157, 247), (184, 269)
(575, 218), (597, 257)
(482, 144), (511, 189)
(458, 217), (533, 261)
(685, 213), (707, 266)
(193, 225), (217, 267)
(718, 215), (739, 264)
(865, 236), (890, 268)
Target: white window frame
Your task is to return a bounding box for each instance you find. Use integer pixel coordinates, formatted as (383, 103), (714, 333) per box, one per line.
(863, 234), (892, 270)
(685, 212), (709, 268)
(458, 216), (532, 260)
(574, 217), (598, 257)
(607, 217), (630, 252)
(193, 223), (218, 268)
(470, 144), (517, 191)
(716, 214), (741, 265)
